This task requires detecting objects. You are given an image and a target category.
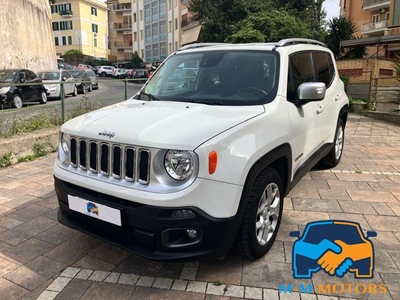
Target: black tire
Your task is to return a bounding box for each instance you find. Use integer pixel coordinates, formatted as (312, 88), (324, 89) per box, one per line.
(235, 167), (284, 259)
(319, 118), (345, 168)
(39, 90), (47, 104)
(101, 72), (107, 77)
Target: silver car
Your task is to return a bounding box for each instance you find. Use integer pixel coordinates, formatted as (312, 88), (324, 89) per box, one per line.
(37, 70), (77, 99)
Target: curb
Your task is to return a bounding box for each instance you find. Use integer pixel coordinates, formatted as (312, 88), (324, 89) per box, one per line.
(0, 127), (59, 159)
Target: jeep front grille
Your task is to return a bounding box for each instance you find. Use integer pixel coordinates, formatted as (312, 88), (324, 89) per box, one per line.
(69, 137), (151, 185)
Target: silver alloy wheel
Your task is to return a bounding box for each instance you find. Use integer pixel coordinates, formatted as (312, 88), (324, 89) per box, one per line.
(73, 86), (77, 96)
(335, 124), (344, 160)
(255, 183), (281, 245)
(13, 95), (22, 108)
(41, 91), (47, 103)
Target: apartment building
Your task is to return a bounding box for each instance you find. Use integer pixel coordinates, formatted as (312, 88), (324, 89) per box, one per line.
(180, 0), (201, 46)
(340, 0), (400, 56)
(108, 0), (181, 64)
(50, 0), (109, 59)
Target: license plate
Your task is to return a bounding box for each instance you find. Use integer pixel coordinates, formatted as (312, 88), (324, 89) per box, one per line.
(68, 195), (122, 226)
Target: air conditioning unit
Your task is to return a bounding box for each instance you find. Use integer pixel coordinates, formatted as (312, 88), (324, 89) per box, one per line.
(379, 8), (386, 13)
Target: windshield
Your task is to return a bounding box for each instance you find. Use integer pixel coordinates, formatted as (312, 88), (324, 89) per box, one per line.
(69, 71), (84, 78)
(303, 223), (364, 245)
(37, 72), (61, 80)
(142, 50), (279, 105)
(0, 70), (17, 82)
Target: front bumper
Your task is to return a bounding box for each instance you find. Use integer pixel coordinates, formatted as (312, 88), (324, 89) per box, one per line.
(55, 177), (242, 261)
(0, 93), (10, 104)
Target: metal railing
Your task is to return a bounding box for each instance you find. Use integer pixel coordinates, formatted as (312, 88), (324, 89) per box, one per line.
(59, 10), (73, 16)
(0, 77), (149, 122)
(361, 20), (388, 32)
(362, 0), (390, 9)
(114, 23), (133, 30)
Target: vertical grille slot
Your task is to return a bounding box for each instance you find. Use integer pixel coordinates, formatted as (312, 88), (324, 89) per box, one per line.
(79, 140), (87, 170)
(112, 145), (122, 178)
(100, 144), (109, 176)
(70, 138), (77, 167)
(89, 142), (97, 172)
(125, 148), (135, 181)
(138, 149), (150, 184)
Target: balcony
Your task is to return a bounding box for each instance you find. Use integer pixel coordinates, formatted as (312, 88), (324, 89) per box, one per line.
(361, 20), (388, 35)
(362, 0), (390, 11)
(59, 10), (73, 17)
(116, 41), (133, 49)
(113, 4), (131, 13)
(114, 23), (132, 30)
(181, 17), (200, 30)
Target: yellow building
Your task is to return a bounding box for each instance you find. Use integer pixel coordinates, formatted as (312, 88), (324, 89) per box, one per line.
(51, 0), (109, 59)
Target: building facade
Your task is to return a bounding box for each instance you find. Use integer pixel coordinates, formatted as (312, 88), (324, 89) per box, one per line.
(0, 0), (57, 71)
(180, 0), (201, 46)
(50, 0), (109, 59)
(340, 0), (400, 56)
(107, 0), (183, 64)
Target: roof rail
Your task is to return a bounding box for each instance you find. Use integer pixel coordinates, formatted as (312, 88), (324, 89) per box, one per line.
(178, 43), (228, 51)
(273, 38), (326, 50)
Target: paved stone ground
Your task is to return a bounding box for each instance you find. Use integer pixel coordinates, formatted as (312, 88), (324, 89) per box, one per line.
(0, 114), (399, 300)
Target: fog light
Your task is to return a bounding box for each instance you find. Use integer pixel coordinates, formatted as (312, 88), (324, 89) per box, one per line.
(171, 209), (195, 218)
(187, 229), (197, 239)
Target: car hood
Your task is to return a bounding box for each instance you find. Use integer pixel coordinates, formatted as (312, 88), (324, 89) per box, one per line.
(61, 99), (265, 150)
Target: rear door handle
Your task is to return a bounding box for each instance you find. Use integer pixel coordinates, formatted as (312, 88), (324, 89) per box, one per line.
(316, 106), (325, 114)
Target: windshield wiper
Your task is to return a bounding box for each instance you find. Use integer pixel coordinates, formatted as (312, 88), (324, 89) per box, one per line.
(185, 99), (223, 105)
(140, 91), (159, 101)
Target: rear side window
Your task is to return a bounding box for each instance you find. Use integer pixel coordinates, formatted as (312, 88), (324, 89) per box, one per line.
(287, 52), (314, 101)
(312, 52), (335, 88)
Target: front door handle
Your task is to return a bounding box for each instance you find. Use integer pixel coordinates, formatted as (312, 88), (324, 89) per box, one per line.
(316, 105), (325, 114)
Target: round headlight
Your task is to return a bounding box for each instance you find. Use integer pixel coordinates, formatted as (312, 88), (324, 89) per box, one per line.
(164, 150), (194, 181)
(61, 133), (69, 155)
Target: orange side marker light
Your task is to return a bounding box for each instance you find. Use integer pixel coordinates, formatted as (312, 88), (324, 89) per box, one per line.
(209, 151), (217, 174)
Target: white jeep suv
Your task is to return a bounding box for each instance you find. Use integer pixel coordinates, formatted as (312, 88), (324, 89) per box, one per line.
(54, 39), (349, 260)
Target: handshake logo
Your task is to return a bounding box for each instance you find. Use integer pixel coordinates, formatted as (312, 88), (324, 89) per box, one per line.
(291, 220), (377, 279)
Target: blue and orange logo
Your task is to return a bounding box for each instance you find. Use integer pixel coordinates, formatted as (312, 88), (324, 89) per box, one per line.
(290, 220), (377, 279)
(86, 202), (99, 216)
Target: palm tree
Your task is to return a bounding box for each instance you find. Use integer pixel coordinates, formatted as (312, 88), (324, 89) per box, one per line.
(325, 16), (357, 59)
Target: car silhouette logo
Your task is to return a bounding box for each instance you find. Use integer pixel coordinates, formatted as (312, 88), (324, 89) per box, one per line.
(290, 220), (377, 279)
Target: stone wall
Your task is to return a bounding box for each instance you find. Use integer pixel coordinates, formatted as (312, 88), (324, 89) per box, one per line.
(0, 0), (56, 72)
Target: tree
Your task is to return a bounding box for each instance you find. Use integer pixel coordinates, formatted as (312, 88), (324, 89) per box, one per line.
(130, 51), (144, 68)
(225, 10), (311, 43)
(189, 0), (258, 42)
(62, 49), (84, 65)
(325, 16), (364, 59)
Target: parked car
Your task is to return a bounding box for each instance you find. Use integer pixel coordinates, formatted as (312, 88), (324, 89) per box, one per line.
(69, 70), (93, 93)
(124, 69), (133, 79)
(131, 69), (149, 83)
(37, 70), (77, 99)
(112, 68), (127, 78)
(86, 70), (99, 90)
(97, 66), (115, 77)
(54, 39), (349, 261)
(0, 69), (48, 109)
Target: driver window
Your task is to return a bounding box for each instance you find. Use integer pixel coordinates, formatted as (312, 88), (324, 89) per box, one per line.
(287, 52), (314, 101)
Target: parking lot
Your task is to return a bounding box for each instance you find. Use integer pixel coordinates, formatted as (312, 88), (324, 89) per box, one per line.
(0, 114), (399, 300)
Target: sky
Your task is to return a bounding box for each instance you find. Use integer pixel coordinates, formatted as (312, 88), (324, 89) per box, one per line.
(323, 0), (340, 21)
